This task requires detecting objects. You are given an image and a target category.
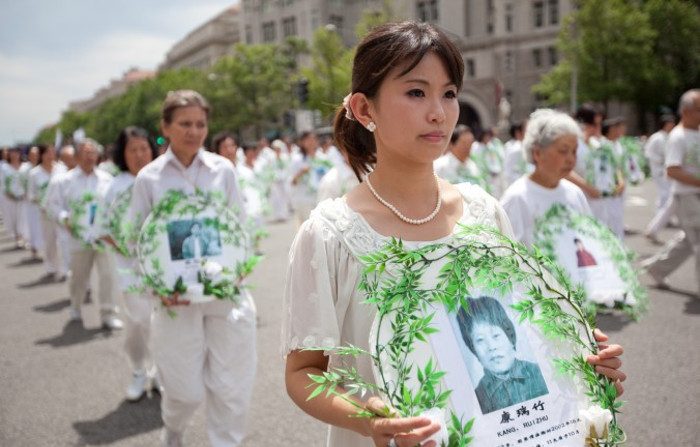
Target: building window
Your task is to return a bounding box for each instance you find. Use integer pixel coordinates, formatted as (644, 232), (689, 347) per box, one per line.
(282, 16), (297, 37)
(487, 0), (495, 34)
(533, 1), (544, 28)
(245, 24), (252, 44)
(417, 0), (439, 23)
(548, 0), (559, 25)
(505, 3), (514, 33)
(504, 51), (514, 72)
(466, 58), (475, 78)
(329, 14), (343, 33)
(532, 48), (542, 68)
(262, 21), (276, 43)
(548, 46), (558, 65)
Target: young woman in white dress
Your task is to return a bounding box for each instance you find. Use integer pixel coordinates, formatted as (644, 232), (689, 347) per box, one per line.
(28, 145), (66, 280)
(100, 127), (158, 401)
(283, 22), (625, 447)
(500, 109), (593, 247)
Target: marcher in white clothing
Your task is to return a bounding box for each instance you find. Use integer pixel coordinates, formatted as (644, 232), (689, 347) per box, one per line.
(289, 131), (329, 226)
(433, 124), (489, 192)
(23, 146), (43, 259)
(317, 153), (359, 201)
(283, 23), (625, 447)
(265, 139), (292, 222)
(595, 118), (627, 239)
(46, 148), (73, 274)
(642, 89), (700, 297)
(127, 90), (255, 447)
(644, 115), (677, 243)
(45, 139), (122, 330)
(500, 109), (591, 247)
(320, 135), (346, 168)
(237, 145), (266, 228)
(2, 147), (28, 248)
(99, 127), (159, 401)
(28, 145), (66, 280)
(503, 121), (534, 187)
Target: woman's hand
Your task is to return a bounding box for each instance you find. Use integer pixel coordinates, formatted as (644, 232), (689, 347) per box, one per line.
(100, 235), (118, 251)
(586, 329), (625, 396)
(364, 397), (441, 447)
(292, 166), (311, 185)
(158, 291), (190, 307)
(583, 184), (601, 199)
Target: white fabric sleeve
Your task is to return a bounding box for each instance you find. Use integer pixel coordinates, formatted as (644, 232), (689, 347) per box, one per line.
(499, 193), (527, 245)
(665, 132), (684, 168)
(45, 175), (67, 222)
(282, 216), (356, 356)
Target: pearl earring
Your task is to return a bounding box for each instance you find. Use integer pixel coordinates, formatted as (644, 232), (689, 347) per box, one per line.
(366, 121), (377, 132)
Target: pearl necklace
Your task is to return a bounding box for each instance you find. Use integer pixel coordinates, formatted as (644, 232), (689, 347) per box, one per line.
(365, 173), (442, 225)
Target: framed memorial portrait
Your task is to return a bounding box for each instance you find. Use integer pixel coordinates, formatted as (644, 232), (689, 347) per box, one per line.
(584, 144), (619, 196)
(619, 137), (646, 186)
(136, 189), (256, 304)
(68, 192), (102, 249)
(534, 203), (647, 320)
(306, 225), (626, 447)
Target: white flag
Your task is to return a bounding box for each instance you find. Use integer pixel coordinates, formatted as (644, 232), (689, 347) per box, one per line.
(73, 127), (85, 144)
(54, 128), (63, 149)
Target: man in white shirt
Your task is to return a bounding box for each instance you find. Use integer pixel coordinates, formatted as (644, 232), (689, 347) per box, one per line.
(46, 139), (122, 329)
(643, 115), (677, 243)
(642, 89), (700, 297)
(503, 121), (533, 187)
(434, 124), (489, 192)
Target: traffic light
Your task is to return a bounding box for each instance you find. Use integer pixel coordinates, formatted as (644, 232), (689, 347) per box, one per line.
(297, 78), (309, 105)
(156, 136), (166, 145)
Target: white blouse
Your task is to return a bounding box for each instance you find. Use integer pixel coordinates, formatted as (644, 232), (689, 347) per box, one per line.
(282, 182), (514, 447)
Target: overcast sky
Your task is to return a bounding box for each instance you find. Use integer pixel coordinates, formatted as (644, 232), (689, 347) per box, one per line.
(0, 0), (237, 146)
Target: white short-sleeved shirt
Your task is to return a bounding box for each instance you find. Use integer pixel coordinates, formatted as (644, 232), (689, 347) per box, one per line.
(644, 129), (669, 178)
(282, 183), (514, 447)
(500, 177), (592, 247)
(665, 125), (700, 195)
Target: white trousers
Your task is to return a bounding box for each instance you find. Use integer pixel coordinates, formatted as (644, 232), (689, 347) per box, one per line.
(122, 292), (153, 372)
(269, 181), (290, 221)
(40, 213), (65, 275)
(3, 198), (26, 239)
(589, 196), (624, 239)
(644, 194), (700, 296)
(69, 247), (117, 317)
(151, 296), (256, 447)
(58, 227), (72, 271)
(26, 202), (44, 250)
(645, 176), (675, 235)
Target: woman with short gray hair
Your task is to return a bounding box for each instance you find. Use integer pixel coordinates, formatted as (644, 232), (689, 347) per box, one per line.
(500, 109), (591, 246)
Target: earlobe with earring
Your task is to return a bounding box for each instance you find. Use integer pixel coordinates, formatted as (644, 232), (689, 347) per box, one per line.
(366, 122), (377, 133)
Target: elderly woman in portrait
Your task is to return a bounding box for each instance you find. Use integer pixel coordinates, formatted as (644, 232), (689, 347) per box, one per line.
(457, 296), (548, 414)
(500, 109), (592, 247)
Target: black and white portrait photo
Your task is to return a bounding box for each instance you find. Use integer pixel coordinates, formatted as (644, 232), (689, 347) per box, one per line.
(455, 296), (549, 414)
(167, 218), (223, 261)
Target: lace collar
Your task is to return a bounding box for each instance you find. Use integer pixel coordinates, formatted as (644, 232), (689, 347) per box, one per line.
(312, 183), (500, 259)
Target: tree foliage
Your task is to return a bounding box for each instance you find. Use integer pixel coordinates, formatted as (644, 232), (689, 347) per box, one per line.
(301, 27), (353, 120)
(534, 0), (700, 126)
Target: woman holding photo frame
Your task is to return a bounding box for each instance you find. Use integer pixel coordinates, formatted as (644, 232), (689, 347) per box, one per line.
(283, 22), (625, 447)
(127, 90), (255, 447)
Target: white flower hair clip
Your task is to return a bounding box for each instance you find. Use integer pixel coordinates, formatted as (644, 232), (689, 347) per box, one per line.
(342, 94), (355, 121)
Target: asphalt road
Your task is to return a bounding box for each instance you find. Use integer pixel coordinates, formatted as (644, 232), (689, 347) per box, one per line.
(0, 180), (698, 446)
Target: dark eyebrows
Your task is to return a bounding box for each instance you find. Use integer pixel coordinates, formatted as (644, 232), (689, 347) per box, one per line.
(401, 78), (457, 88)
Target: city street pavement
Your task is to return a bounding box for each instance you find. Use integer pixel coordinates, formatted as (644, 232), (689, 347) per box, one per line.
(0, 180), (698, 446)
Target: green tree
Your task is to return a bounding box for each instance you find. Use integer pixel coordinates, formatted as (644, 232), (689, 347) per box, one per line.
(535, 0), (657, 113)
(208, 43), (296, 138)
(355, 0), (397, 40)
(302, 26), (353, 121)
(639, 0), (700, 113)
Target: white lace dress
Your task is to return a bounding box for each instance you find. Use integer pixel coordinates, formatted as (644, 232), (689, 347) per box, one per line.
(282, 183), (514, 447)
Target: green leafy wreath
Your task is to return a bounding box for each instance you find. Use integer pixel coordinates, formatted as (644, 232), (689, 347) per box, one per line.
(4, 173), (26, 201)
(67, 191), (104, 250)
(135, 189), (261, 308)
(104, 185), (135, 257)
(534, 203), (647, 321)
(618, 137), (646, 185)
(305, 224), (624, 447)
(584, 144), (621, 197)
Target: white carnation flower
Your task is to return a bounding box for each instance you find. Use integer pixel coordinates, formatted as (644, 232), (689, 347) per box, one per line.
(579, 405), (613, 440)
(202, 260), (223, 279)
